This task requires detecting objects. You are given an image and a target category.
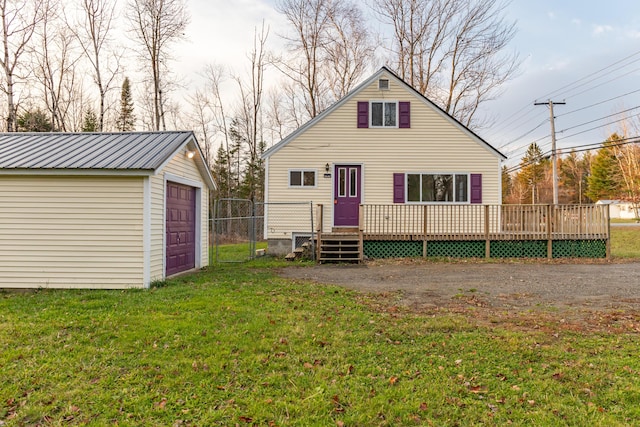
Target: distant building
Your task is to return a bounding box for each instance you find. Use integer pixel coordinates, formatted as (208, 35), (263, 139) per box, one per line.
(595, 200), (639, 220)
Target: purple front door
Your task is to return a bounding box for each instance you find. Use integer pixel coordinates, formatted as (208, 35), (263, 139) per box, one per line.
(166, 182), (196, 276)
(334, 165), (361, 227)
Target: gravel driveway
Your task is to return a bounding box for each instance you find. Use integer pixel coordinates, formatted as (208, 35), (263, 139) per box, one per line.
(278, 260), (640, 312)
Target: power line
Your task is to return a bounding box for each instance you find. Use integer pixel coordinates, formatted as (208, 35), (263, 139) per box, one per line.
(556, 88), (640, 118)
(537, 49), (640, 101)
(491, 50), (640, 145)
(557, 104), (640, 135)
(504, 135), (640, 174)
(497, 117), (549, 149)
(534, 101), (565, 204)
(505, 100), (640, 157)
(562, 66), (640, 101)
(557, 112), (640, 141)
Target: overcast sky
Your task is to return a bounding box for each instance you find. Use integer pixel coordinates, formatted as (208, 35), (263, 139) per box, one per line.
(170, 0), (640, 166)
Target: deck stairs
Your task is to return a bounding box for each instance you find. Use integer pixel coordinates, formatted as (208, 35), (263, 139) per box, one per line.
(318, 228), (363, 263)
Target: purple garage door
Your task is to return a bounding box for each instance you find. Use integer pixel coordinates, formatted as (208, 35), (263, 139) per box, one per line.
(334, 165), (361, 227)
(166, 182), (196, 276)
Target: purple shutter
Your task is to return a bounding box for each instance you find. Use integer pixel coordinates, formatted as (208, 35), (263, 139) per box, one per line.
(470, 173), (482, 204)
(357, 101), (369, 128)
(393, 173), (405, 203)
(399, 102), (410, 128)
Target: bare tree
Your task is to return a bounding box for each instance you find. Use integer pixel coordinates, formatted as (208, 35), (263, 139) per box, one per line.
(0, 0), (44, 131)
(70, 0), (122, 131)
(201, 62), (248, 204)
(276, 0), (373, 122)
(185, 88), (215, 166)
(127, 0), (189, 131)
(323, 1), (375, 99)
(276, 0), (333, 120)
(612, 116), (640, 219)
(233, 23), (269, 201)
(203, 63), (233, 191)
(34, 0), (84, 131)
(374, 0), (519, 129)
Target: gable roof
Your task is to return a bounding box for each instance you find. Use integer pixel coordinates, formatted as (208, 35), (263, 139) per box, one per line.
(0, 131), (216, 189)
(262, 66), (506, 160)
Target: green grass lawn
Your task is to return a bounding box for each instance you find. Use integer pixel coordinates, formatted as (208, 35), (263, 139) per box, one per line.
(611, 226), (640, 258)
(1, 231), (639, 426)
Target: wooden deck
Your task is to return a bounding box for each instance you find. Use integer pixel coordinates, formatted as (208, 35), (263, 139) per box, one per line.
(316, 204), (611, 260)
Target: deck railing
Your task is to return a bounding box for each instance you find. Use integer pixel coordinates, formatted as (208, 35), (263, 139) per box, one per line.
(360, 204), (610, 241)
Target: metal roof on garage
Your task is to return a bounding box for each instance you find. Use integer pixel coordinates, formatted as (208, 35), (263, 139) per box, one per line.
(0, 131), (216, 190)
(0, 131), (196, 170)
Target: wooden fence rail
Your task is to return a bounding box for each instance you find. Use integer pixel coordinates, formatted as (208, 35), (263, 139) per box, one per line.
(360, 204), (610, 241)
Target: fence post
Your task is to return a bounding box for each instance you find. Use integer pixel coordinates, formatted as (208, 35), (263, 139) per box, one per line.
(547, 204), (552, 259)
(316, 204), (323, 261)
(310, 202), (315, 261)
(605, 204), (611, 259)
(485, 205), (490, 258)
(423, 205), (428, 257)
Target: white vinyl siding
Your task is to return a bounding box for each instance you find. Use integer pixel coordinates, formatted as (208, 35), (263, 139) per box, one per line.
(150, 150), (210, 279)
(0, 176), (144, 289)
(265, 71), (501, 237)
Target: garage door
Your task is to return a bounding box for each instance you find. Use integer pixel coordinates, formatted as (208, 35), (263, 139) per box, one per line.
(166, 182), (196, 276)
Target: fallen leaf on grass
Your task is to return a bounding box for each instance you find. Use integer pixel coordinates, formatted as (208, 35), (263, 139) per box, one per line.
(389, 376), (399, 385)
(469, 385), (487, 394)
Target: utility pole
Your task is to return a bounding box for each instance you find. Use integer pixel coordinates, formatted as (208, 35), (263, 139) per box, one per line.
(535, 100), (565, 205)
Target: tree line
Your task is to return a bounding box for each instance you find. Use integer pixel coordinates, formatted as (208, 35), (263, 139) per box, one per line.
(503, 122), (640, 217)
(3, 0), (518, 203)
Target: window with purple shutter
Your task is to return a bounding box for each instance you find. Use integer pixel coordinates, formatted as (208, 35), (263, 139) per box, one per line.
(393, 173), (405, 203)
(399, 102), (410, 128)
(470, 174), (482, 204)
(357, 102), (369, 128)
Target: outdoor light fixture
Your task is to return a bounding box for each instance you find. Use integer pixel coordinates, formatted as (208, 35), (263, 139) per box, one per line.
(325, 163), (330, 173)
(186, 150), (195, 159)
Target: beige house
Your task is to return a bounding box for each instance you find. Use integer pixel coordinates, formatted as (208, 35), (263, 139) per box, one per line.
(262, 67), (506, 255)
(0, 131), (215, 289)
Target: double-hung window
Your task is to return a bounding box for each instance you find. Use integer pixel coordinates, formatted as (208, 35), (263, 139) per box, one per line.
(406, 173), (469, 203)
(371, 101), (397, 127)
(289, 170), (316, 187)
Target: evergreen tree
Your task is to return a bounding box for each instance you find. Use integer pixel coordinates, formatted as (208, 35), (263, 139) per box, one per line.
(586, 136), (621, 202)
(501, 165), (511, 203)
(516, 142), (548, 204)
(17, 109), (53, 132)
(81, 109), (98, 132)
(560, 150), (591, 204)
(211, 145), (238, 201)
(116, 77), (136, 131)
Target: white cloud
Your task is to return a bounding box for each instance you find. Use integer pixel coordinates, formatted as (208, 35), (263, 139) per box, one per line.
(624, 29), (640, 39)
(592, 24), (614, 36)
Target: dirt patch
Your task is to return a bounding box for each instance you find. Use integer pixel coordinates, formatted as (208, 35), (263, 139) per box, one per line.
(277, 258), (640, 332)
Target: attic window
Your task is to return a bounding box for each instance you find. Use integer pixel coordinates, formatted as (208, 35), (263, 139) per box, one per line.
(378, 79), (389, 90)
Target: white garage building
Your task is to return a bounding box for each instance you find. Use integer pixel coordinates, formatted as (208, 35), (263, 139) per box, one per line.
(0, 131), (215, 289)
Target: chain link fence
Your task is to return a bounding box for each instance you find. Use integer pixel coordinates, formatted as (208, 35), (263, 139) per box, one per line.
(212, 199), (315, 263)
(212, 198), (258, 263)
(258, 202), (316, 258)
